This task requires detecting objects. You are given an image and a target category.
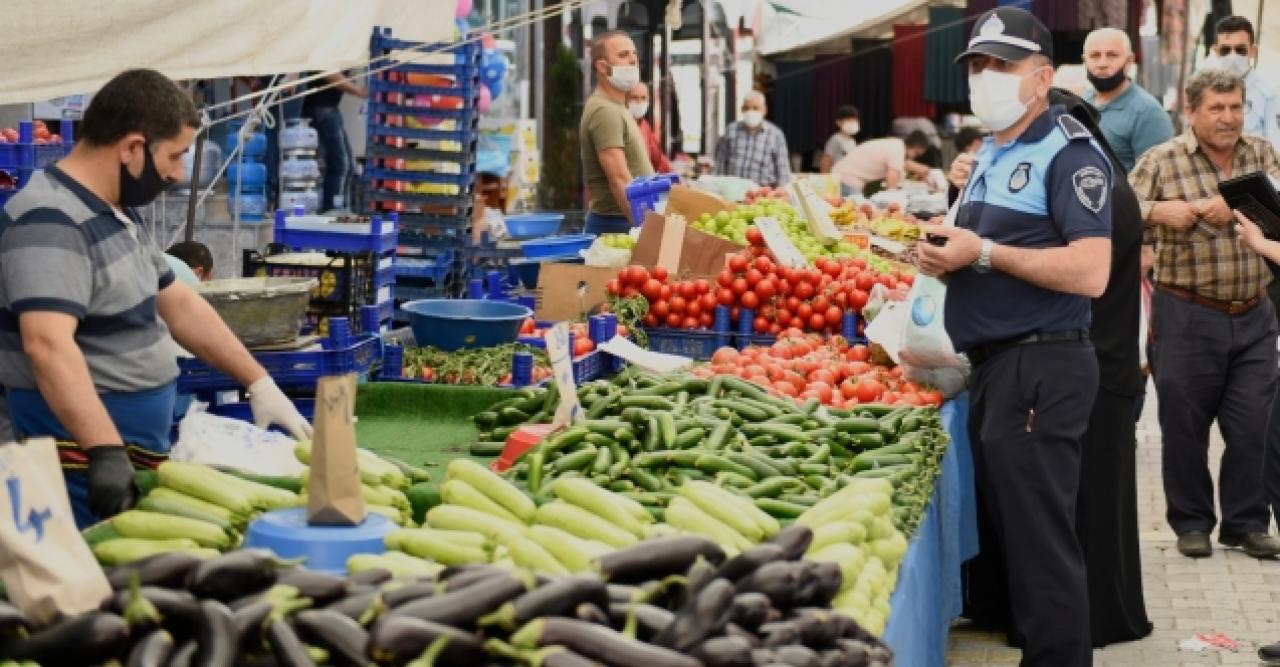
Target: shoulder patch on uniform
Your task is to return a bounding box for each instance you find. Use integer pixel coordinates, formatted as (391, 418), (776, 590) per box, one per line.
(1057, 114), (1093, 141)
(1072, 166), (1108, 213)
(1008, 162), (1031, 192)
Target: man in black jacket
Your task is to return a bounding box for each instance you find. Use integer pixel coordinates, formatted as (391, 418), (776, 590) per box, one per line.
(955, 88), (1152, 648)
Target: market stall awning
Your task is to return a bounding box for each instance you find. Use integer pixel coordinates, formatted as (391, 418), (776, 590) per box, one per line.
(0, 0), (453, 105)
(756, 0), (929, 55)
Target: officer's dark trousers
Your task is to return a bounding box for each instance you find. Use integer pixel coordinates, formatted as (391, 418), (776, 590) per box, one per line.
(1261, 282), (1280, 525)
(1151, 289), (1276, 537)
(969, 341), (1096, 666)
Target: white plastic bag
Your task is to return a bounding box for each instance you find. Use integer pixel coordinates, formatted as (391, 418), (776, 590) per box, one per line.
(170, 404), (307, 476)
(864, 300), (908, 365)
(899, 275), (965, 369)
(580, 238), (632, 268)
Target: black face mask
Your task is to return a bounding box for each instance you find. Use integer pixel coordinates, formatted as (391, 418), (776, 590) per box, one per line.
(119, 143), (172, 207)
(1087, 70), (1127, 93)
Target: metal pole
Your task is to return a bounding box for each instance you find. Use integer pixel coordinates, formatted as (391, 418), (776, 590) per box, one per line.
(662, 26), (672, 155)
(184, 129), (205, 242)
(702, 1), (713, 156)
(534, 0), (545, 161)
(1257, 0), (1267, 53)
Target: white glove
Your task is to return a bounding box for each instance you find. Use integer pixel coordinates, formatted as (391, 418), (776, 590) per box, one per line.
(248, 376), (313, 441)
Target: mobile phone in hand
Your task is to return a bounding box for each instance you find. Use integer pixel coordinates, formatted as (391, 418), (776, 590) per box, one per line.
(925, 233), (948, 247)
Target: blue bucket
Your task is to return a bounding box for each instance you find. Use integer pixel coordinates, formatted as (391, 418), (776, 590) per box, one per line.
(520, 234), (596, 259)
(401, 299), (532, 351)
(504, 213), (565, 239)
(242, 508), (396, 574)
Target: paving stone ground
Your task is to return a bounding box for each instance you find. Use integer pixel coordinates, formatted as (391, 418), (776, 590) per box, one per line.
(947, 381), (1280, 666)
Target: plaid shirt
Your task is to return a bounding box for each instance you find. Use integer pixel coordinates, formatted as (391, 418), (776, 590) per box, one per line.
(1129, 131), (1280, 301)
(715, 120), (792, 187)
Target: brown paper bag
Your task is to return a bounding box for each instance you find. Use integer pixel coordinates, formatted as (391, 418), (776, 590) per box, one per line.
(534, 263), (620, 322)
(0, 438), (111, 624)
(632, 212), (745, 280)
(307, 373), (367, 525)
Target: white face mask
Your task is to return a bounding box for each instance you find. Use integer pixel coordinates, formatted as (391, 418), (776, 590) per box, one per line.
(628, 101), (649, 119)
(840, 121), (860, 136)
(742, 110), (764, 128)
(968, 67), (1043, 132)
(606, 64), (641, 92)
(1207, 52), (1252, 78)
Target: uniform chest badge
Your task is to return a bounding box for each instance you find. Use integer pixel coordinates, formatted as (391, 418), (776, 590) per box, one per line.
(1008, 162), (1031, 192)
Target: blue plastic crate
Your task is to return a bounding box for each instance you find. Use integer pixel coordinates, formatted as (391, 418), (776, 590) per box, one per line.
(207, 398), (316, 424)
(520, 234), (596, 259)
(625, 173), (679, 226)
(505, 213), (565, 239)
(0, 121), (74, 174)
(644, 328), (732, 360)
(273, 210), (398, 254)
(177, 336), (380, 392)
(396, 251), (455, 282)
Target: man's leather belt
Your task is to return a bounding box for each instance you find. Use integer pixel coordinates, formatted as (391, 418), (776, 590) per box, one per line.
(967, 330), (1090, 367)
(1157, 284), (1261, 316)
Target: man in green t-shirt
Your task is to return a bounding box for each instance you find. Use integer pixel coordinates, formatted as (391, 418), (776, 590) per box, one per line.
(580, 30), (654, 234)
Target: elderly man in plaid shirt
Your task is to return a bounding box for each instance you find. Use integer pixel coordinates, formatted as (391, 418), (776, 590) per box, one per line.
(1129, 67), (1280, 560)
(715, 91), (792, 187)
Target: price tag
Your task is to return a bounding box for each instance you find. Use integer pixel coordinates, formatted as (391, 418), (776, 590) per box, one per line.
(789, 180), (843, 242)
(545, 323), (584, 428)
(753, 216), (809, 268)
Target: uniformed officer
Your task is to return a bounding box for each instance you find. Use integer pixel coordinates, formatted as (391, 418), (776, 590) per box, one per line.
(918, 8), (1112, 665)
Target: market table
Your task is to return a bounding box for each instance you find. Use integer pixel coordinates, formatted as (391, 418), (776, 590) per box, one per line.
(883, 393), (979, 666)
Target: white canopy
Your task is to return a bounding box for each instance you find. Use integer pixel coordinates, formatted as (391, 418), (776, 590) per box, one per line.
(756, 0), (929, 56)
(0, 0), (454, 105)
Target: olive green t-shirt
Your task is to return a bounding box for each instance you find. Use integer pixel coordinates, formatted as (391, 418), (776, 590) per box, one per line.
(580, 91), (654, 216)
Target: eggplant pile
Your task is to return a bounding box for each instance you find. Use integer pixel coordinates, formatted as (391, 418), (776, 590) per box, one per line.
(1, 529), (893, 666)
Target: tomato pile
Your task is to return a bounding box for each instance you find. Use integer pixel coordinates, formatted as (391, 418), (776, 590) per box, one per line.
(743, 186), (791, 203)
(607, 234), (914, 335)
(0, 120), (62, 145)
(518, 319), (624, 358)
(690, 331), (944, 408)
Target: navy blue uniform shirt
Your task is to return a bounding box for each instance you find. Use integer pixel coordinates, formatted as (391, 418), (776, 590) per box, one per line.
(945, 106), (1114, 352)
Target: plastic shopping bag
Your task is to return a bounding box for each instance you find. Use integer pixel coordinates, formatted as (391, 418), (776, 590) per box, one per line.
(0, 438), (111, 623)
(171, 404), (306, 477)
(580, 237), (633, 268)
(899, 275), (966, 369)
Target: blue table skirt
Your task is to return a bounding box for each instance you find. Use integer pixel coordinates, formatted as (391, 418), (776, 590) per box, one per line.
(883, 393), (979, 666)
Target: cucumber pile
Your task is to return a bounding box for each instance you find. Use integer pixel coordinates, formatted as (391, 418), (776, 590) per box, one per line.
(4, 527), (894, 666)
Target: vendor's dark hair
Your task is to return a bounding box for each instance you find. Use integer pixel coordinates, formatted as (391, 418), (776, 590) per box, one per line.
(1216, 15), (1255, 43)
(954, 126), (984, 152)
(904, 130), (930, 150)
(167, 241), (213, 273)
(80, 69), (200, 147)
(835, 105), (860, 120)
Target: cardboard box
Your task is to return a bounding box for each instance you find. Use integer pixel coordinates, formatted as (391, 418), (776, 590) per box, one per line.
(534, 263), (620, 322)
(631, 212), (743, 280)
(666, 185), (733, 220)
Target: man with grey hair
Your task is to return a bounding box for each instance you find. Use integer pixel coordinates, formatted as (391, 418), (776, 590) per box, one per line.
(1129, 67), (1280, 560)
(714, 90), (791, 187)
(1083, 27), (1173, 172)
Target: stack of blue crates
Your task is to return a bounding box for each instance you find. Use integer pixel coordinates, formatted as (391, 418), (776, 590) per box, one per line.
(362, 26), (482, 304)
(0, 120), (74, 208)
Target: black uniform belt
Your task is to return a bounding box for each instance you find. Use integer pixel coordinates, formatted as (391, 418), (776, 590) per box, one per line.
(966, 330), (1090, 367)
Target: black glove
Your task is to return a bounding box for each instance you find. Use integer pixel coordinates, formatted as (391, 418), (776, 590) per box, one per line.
(86, 446), (138, 519)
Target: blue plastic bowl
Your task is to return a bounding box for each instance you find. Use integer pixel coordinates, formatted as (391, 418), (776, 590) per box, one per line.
(505, 213), (565, 239)
(401, 299), (532, 351)
(507, 254), (585, 289)
(243, 508), (396, 574)
(520, 234), (597, 259)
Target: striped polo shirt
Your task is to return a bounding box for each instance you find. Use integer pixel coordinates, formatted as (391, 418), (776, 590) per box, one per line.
(0, 166), (178, 393)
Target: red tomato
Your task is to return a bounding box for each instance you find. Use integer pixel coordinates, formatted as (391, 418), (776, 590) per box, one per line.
(812, 294), (829, 313)
(775, 308), (791, 324)
(665, 313), (682, 328)
(652, 300), (671, 319)
(855, 272), (875, 291)
(717, 270), (734, 288)
(795, 281), (816, 300)
(773, 381), (799, 397)
(691, 279), (710, 295)
(808, 381), (834, 404)
(717, 287), (736, 306)
(847, 344), (870, 362)
(852, 257), (867, 270)
(728, 255), (750, 273)
(755, 256), (775, 274)
(755, 279), (776, 300)
(855, 377), (883, 403)
(796, 303), (814, 321)
(740, 291), (760, 310)
(699, 312), (715, 328)
(768, 323), (783, 335)
(746, 226), (765, 247)
(731, 277), (750, 296)
(640, 278), (664, 301)
(712, 347), (740, 364)
(921, 390), (944, 406)
(700, 293), (718, 312)
(677, 282), (697, 300)
(899, 272), (915, 287)
(754, 316), (770, 333)
(643, 313), (658, 327)
(850, 289), (869, 312)
(625, 265), (649, 286)
(623, 286), (640, 298)
(769, 342), (793, 359)
(899, 392), (922, 406)
(651, 266), (669, 282)
(824, 306), (843, 327)
(881, 390), (899, 405)
(840, 379), (859, 400)
(808, 368), (836, 385)
(808, 313), (827, 331)
(519, 318), (536, 335)
(687, 301), (703, 318)
(573, 337), (595, 356)
(670, 296), (687, 314)
(778, 279), (793, 297)
(606, 279), (622, 295)
(786, 296), (802, 312)
(745, 268), (764, 287)
(790, 339), (813, 357)
(660, 284), (673, 301)
(849, 361), (872, 375)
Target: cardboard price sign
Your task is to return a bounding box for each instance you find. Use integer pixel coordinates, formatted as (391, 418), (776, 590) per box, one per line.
(307, 373), (367, 526)
(545, 323), (584, 428)
(789, 180), (843, 242)
(753, 216), (809, 268)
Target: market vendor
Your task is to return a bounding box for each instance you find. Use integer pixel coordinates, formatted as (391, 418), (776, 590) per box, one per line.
(0, 69), (313, 528)
(831, 131), (931, 196)
(819, 105), (860, 174)
(916, 7), (1112, 663)
(715, 91), (792, 187)
(580, 30), (654, 234)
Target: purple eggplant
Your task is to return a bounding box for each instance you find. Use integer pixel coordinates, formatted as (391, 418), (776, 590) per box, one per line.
(774, 644), (822, 667)
(0, 611), (130, 666)
(511, 617), (702, 667)
(654, 577), (736, 652)
(692, 635), (754, 667)
(735, 561), (800, 610)
(107, 551), (204, 590)
(389, 573), (528, 628)
(348, 567), (393, 586)
(126, 628), (174, 667)
(592, 535), (726, 583)
(0, 601), (32, 635)
(481, 576), (608, 631)
(768, 525), (813, 561)
(367, 615), (485, 665)
(294, 609), (368, 667)
(716, 544), (787, 582)
(731, 592), (775, 631)
(266, 616), (315, 666)
(277, 569), (349, 605)
(574, 602), (611, 626)
(186, 550), (278, 602)
(607, 602), (674, 641)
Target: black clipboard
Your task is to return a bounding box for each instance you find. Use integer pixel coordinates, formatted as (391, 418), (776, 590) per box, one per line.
(1219, 171), (1280, 240)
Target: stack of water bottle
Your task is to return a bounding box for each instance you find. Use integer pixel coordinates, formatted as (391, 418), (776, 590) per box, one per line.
(224, 120), (268, 221)
(278, 118), (322, 214)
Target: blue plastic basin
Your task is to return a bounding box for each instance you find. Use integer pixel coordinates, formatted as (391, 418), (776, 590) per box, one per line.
(505, 213), (565, 239)
(243, 508), (395, 574)
(401, 299), (532, 351)
(507, 255), (585, 289)
(520, 234), (596, 259)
